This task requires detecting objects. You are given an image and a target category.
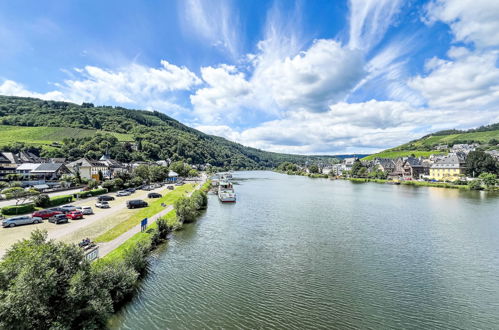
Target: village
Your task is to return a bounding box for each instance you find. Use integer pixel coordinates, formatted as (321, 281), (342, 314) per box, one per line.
(319, 143), (499, 184)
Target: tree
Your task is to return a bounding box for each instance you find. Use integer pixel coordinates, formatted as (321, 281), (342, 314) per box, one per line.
(0, 230), (113, 329)
(188, 169), (199, 177)
(87, 179), (99, 189)
(169, 161), (191, 177)
(469, 179), (482, 190)
(33, 194), (50, 207)
(478, 173), (497, 188)
(174, 197), (198, 223)
(133, 164), (151, 183)
(1, 187), (39, 207)
(351, 160), (364, 177)
(465, 151), (498, 177)
(308, 164), (319, 174)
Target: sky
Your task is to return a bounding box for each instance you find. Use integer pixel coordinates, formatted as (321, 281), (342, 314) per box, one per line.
(0, 0), (499, 155)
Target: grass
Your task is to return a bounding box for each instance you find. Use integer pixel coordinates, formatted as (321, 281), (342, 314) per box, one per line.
(347, 177), (470, 189)
(0, 125), (133, 147)
(363, 129), (499, 161)
(95, 184), (195, 243)
(362, 150), (445, 161)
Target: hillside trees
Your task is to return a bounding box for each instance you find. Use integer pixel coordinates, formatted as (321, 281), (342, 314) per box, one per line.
(465, 151), (498, 176)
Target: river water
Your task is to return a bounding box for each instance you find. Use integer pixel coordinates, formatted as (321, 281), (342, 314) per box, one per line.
(112, 171), (499, 329)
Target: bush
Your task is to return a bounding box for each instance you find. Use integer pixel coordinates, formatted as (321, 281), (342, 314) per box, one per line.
(469, 179), (483, 190)
(34, 194), (50, 207)
(124, 241), (151, 276)
(90, 188), (108, 196)
(49, 195), (73, 207)
(93, 261), (138, 308)
(1, 203), (35, 215)
(77, 191), (92, 199)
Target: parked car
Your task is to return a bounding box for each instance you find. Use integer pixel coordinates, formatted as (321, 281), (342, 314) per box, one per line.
(126, 200), (148, 209)
(116, 190), (131, 197)
(61, 205), (77, 213)
(148, 192), (162, 198)
(66, 211), (83, 220)
(32, 209), (62, 219)
(80, 206), (94, 215)
(142, 185), (153, 191)
(167, 186), (174, 190)
(2, 215), (42, 228)
(48, 207), (66, 213)
(175, 182), (184, 186)
(49, 214), (69, 224)
(98, 195), (115, 202)
(125, 188), (136, 193)
(95, 201), (110, 208)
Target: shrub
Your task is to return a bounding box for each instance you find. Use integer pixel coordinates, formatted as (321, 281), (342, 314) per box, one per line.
(90, 188), (108, 196)
(77, 191), (92, 199)
(469, 179), (483, 190)
(93, 261), (138, 307)
(1, 203), (35, 215)
(34, 194), (50, 207)
(124, 241), (151, 276)
(49, 195), (73, 207)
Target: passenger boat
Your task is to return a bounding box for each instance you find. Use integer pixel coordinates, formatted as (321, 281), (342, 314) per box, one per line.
(218, 180), (236, 202)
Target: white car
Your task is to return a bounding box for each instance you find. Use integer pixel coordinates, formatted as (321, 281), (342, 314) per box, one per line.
(79, 206), (94, 215)
(95, 201), (110, 209)
(2, 215), (43, 228)
(116, 190), (131, 197)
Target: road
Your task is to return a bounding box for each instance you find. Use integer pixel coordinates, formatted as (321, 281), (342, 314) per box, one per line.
(0, 184), (177, 258)
(0, 187), (84, 209)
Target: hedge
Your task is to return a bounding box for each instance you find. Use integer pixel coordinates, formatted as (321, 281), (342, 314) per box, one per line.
(76, 188), (108, 199)
(49, 195), (73, 207)
(2, 204), (35, 215)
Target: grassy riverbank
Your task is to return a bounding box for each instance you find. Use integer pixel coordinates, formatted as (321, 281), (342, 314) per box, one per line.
(95, 184), (195, 242)
(275, 170), (329, 179)
(347, 178), (470, 190)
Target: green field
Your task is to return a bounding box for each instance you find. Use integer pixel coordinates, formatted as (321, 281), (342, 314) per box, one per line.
(400, 130), (499, 149)
(0, 125), (133, 147)
(363, 129), (499, 161)
(363, 150), (445, 161)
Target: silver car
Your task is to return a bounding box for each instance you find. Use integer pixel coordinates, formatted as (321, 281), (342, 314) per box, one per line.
(2, 215), (43, 228)
(61, 205), (77, 213)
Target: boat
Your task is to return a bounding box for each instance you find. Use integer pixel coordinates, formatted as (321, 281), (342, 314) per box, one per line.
(218, 180), (236, 202)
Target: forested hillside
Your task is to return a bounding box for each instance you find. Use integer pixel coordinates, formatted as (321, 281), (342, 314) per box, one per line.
(0, 95), (336, 168)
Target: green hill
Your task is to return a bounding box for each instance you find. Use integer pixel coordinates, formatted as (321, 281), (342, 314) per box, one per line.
(0, 125), (132, 147)
(0, 95), (336, 168)
(363, 124), (499, 161)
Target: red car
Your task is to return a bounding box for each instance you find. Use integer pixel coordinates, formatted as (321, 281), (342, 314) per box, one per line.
(32, 209), (62, 219)
(66, 211), (83, 220)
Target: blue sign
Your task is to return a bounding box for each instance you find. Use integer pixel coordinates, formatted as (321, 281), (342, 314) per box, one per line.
(140, 218), (148, 232)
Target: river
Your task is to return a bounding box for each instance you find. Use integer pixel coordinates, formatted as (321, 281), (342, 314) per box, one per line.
(112, 171), (499, 329)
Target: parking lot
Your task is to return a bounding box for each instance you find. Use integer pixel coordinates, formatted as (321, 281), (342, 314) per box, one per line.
(0, 184), (178, 258)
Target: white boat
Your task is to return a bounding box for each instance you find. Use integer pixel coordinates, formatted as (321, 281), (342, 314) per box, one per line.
(218, 180), (236, 203)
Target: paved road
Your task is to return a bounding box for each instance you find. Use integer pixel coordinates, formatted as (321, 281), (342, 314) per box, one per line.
(99, 180), (204, 258)
(0, 187), (84, 209)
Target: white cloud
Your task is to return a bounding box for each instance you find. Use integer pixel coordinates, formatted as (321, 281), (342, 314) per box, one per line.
(1, 60), (201, 116)
(253, 39), (365, 113)
(0, 80), (66, 101)
(425, 0), (499, 48)
(198, 99), (499, 154)
(60, 60), (201, 105)
(348, 0), (403, 51)
(180, 0), (240, 58)
(409, 51), (499, 110)
(190, 65), (252, 123)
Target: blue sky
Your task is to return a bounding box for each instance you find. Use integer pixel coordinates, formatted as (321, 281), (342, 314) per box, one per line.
(1, 0), (499, 155)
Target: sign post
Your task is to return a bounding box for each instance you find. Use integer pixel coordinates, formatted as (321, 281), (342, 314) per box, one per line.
(141, 218), (148, 232)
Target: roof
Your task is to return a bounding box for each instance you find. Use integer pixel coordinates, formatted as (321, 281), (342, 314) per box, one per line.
(16, 163), (42, 171)
(375, 158), (395, 169)
(1, 152), (17, 164)
(404, 157), (424, 167)
(168, 170), (179, 177)
(31, 163), (65, 173)
(431, 153), (466, 168)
